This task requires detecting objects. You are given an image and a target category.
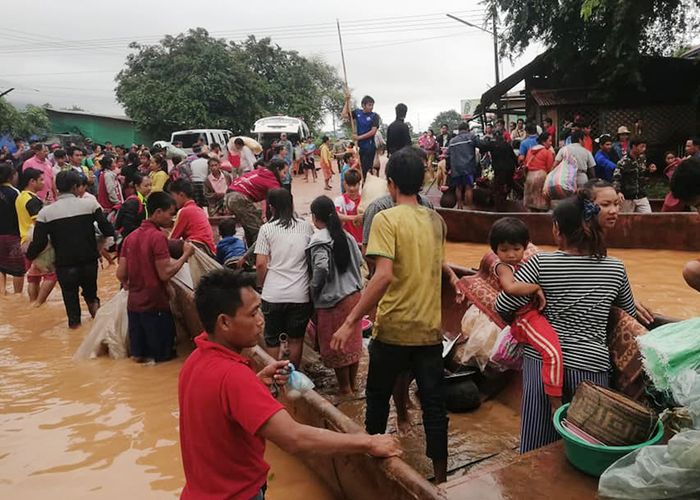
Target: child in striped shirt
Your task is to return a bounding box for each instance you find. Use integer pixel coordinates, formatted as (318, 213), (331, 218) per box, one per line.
(489, 217), (563, 411)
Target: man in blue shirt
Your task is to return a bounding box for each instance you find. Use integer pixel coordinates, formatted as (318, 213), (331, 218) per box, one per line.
(518, 123), (539, 160)
(446, 122), (480, 209)
(343, 95), (380, 178)
(594, 134), (618, 181)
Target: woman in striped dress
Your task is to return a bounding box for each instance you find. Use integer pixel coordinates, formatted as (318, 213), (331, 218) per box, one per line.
(495, 192), (637, 453)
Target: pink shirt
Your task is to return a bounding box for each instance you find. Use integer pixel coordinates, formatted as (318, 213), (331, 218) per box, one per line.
(23, 157), (55, 203)
(230, 168), (280, 203)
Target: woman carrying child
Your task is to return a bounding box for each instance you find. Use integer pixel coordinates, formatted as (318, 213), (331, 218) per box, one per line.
(308, 195), (365, 395)
(496, 193), (637, 453)
(488, 217), (563, 411)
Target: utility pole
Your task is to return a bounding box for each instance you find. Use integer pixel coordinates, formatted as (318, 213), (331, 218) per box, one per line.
(491, 8), (499, 85)
(446, 13), (499, 85)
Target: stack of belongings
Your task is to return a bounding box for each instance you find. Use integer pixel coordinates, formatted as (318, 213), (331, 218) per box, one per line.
(563, 381), (658, 446)
(598, 317), (700, 498)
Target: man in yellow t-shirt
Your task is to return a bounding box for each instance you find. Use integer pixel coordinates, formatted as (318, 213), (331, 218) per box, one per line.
(16, 168), (45, 244)
(332, 146), (461, 484)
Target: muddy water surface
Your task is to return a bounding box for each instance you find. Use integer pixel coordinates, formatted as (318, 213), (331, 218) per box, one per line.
(2, 241), (698, 499)
(0, 274), (334, 499)
(445, 242), (700, 320)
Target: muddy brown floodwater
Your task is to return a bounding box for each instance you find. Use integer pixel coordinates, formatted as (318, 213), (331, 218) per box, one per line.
(445, 242), (700, 320)
(1, 241), (698, 499)
(0, 273), (335, 499)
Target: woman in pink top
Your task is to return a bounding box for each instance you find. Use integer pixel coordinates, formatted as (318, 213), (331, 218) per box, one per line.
(523, 132), (555, 212)
(204, 157), (232, 216)
(224, 158), (287, 248)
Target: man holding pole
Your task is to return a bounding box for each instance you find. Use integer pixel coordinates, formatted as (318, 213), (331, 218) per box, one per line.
(343, 95), (380, 178)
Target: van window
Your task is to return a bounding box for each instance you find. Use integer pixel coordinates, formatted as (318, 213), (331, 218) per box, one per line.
(171, 133), (203, 149)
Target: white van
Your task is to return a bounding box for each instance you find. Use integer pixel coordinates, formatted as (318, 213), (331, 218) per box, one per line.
(252, 116), (310, 149)
(170, 129), (233, 153)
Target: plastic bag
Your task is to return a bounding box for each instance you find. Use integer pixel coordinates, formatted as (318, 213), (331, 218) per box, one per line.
(73, 289), (129, 360)
(488, 326), (523, 371)
(357, 174), (388, 214)
(638, 318), (700, 392)
(24, 224), (55, 273)
(452, 305), (502, 372)
(599, 368), (700, 499)
(669, 369), (700, 428)
(544, 147), (577, 199)
(598, 430), (700, 499)
(284, 363), (315, 400)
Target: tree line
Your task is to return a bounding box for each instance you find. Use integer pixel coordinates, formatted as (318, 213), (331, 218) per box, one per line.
(115, 28), (345, 138)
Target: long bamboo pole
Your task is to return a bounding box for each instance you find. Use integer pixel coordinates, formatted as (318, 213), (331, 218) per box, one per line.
(336, 19), (355, 137)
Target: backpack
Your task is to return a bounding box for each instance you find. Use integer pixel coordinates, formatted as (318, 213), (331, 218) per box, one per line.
(170, 159), (193, 183)
(544, 148), (577, 200)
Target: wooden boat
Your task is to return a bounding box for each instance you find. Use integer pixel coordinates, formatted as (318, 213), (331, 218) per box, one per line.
(169, 263), (600, 499)
(437, 207), (700, 251)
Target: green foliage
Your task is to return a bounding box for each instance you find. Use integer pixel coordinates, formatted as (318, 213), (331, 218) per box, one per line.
(429, 110), (463, 134)
(487, 0), (700, 84)
(115, 29), (345, 138)
(0, 98), (50, 137)
(234, 38), (344, 134)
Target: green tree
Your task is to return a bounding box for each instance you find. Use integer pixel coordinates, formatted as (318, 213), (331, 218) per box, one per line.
(487, 0), (700, 85)
(116, 28), (264, 138)
(429, 110), (462, 134)
(115, 30), (345, 139)
(0, 98), (50, 137)
(233, 37), (345, 133)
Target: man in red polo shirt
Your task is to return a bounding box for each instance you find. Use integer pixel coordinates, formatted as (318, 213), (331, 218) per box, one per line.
(117, 191), (194, 363)
(180, 269), (401, 499)
(169, 179), (216, 256)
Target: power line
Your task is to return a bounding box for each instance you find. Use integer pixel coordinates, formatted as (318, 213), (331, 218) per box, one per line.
(0, 10), (487, 54)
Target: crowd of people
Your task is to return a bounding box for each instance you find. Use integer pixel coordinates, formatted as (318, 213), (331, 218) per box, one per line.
(380, 107), (700, 215)
(2, 105), (700, 499)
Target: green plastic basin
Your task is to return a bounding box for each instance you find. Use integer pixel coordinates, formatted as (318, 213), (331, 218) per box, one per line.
(553, 403), (664, 477)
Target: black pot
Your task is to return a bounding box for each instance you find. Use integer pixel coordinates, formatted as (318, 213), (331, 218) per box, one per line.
(443, 371), (481, 413)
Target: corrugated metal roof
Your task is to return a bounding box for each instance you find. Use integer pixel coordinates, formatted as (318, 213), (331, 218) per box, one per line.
(45, 108), (133, 122)
(531, 88), (607, 107)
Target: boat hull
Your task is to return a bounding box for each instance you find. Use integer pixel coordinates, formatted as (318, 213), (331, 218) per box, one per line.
(171, 255), (597, 499)
(437, 208), (700, 251)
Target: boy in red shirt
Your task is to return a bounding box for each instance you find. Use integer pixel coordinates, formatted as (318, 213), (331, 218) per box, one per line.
(179, 269), (400, 499)
(117, 191), (194, 363)
(169, 179), (216, 256)
(334, 168), (363, 245)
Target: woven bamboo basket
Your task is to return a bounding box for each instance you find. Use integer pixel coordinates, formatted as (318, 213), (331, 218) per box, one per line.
(567, 381), (658, 446)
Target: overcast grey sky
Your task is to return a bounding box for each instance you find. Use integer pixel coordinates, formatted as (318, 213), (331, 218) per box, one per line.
(1, 0), (541, 135)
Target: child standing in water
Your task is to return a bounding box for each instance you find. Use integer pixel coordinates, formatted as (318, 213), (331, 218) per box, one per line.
(308, 195), (365, 395)
(489, 217), (564, 410)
